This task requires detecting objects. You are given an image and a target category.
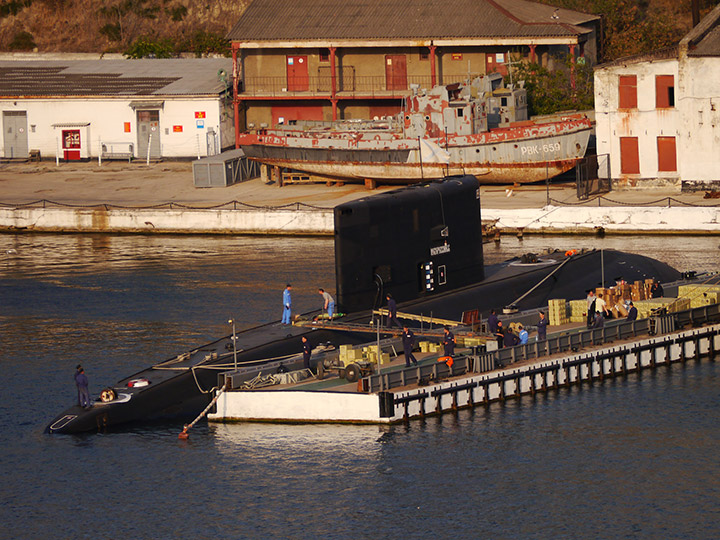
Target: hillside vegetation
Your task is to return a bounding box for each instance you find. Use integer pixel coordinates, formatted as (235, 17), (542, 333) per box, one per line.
(0, 0), (248, 56)
(0, 0), (717, 59)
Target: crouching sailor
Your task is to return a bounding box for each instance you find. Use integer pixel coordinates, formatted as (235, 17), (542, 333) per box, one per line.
(75, 365), (91, 409)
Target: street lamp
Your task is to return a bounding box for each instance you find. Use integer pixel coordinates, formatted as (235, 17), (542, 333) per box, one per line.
(228, 318), (237, 372)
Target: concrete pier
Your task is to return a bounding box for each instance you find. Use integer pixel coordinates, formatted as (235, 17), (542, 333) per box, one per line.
(208, 321), (720, 425)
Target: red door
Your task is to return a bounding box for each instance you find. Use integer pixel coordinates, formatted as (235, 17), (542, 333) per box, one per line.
(486, 53), (508, 76)
(62, 129), (81, 160)
(620, 137), (640, 174)
(385, 55), (407, 90)
(657, 136), (677, 172)
(287, 56), (309, 91)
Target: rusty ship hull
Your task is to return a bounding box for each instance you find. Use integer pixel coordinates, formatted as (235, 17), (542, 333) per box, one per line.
(241, 115), (591, 184)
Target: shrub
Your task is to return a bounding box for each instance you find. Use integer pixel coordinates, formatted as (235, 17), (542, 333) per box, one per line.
(8, 30), (36, 51)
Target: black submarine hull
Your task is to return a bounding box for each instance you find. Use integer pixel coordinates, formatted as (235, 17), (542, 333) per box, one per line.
(46, 249), (680, 434)
(46, 176), (681, 434)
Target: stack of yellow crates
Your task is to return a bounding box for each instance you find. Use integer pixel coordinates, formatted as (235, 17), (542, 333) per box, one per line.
(339, 345), (364, 365)
(568, 299), (587, 323)
(362, 346), (390, 365)
(419, 341), (442, 353)
(632, 298), (690, 318)
(548, 299), (568, 326)
(678, 284), (720, 308)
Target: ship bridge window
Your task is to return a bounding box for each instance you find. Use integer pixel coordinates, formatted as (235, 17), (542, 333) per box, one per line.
(457, 109), (464, 117)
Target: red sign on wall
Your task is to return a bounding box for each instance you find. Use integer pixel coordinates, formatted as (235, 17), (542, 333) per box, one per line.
(194, 112), (206, 119)
(173, 125), (183, 132)
(124, 122), (131, 133)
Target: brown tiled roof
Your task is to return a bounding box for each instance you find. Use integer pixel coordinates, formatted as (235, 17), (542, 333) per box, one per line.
(0, 59), (232, 97)
(227, 0), (598, 43)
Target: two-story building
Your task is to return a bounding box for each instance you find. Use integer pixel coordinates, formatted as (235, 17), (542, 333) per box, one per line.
(594, 3), (720, 190)
(226, 0), (600, 140)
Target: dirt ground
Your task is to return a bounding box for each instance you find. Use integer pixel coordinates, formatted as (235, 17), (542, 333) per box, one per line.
(0, 159), (711, 209)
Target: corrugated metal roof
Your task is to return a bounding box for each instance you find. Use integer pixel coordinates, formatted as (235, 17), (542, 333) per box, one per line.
(687, 23), (720, 57)
(0, 58), (232, 97)
(227, 0), (597, 43)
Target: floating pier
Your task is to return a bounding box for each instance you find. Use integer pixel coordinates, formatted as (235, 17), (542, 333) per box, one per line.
(208, 303), (720, 425)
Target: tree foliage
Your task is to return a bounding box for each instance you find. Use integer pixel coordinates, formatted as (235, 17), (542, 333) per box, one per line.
(123, 35), (174, 58)
(536, 0), (715, 61)
(510, 55), (595, 116)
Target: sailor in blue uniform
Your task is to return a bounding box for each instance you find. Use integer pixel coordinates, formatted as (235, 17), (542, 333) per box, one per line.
(282, 284), (292, 325)
(401, 326), (418, 367)
(75, 365), (91, 409)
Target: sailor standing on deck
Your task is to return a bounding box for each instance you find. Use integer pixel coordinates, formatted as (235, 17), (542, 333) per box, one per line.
(442, 326), (456, 357)
(301, 336), (312, 370)
(586, 290), (596, 328)
(402, 326), (419, 367)
(318, 288), (335, 320)
(281, 284), (292, 325)
(536, 311), (548, 341)
(487, 309), (500, 335)
(75, 365), (91, 409)
(386, 294), (401, 328)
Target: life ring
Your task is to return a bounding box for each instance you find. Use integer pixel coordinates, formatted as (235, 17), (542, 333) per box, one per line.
(127, 378), (150, 388)
(100, 388), (117, 402)
(565, 249), (578, 257)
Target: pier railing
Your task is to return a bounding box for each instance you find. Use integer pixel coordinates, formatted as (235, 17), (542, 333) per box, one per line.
(364, 301), (720, 393)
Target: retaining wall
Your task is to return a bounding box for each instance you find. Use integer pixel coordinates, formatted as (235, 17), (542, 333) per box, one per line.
(0, 207), (334, 235)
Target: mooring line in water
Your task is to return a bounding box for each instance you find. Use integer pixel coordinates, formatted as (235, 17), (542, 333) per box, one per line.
(178, 382), (228, 440)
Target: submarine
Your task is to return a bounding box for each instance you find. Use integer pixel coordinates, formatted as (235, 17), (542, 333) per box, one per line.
(46, 175), (681, 434)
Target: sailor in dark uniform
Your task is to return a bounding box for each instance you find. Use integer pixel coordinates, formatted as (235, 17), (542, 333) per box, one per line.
(75, 365), (91, 409)
(386, 294), (401, 328)
(442, 326), (455, 357)
(301, 336), (312, 370)
(401, 326), (418, 367)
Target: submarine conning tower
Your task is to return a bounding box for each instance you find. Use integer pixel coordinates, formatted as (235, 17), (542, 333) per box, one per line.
(334, 175), (484, 314)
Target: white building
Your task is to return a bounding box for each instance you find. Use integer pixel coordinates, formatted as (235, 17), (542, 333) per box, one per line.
(0, 56), (234, 161)
(594, 4), (720, 191)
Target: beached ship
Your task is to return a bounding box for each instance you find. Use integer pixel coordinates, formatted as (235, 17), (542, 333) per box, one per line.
(239, 73), (592, 184)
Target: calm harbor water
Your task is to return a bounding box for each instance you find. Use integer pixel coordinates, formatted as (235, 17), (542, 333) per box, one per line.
(1, 233), (720, 539)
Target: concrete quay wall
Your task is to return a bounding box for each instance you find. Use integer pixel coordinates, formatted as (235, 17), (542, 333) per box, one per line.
(2, 204), (720, 235)
(0, 206), (334, 235)
(485, 205), (720, 234)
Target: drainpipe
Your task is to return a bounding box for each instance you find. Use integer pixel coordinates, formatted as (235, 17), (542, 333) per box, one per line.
(232, 43), (241, 148)
(330, 46), (338, 120)
(569, 43), (576, 91)
(430, 44), (437, 87)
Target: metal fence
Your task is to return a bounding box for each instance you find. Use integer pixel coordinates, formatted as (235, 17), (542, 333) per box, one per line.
(576, 153), (611, 200)
(364, 302), (720, 393)
(242, 74), (435, 98)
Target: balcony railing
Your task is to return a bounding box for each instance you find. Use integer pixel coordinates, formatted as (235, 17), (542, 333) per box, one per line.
(240, 73), (435, 98)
